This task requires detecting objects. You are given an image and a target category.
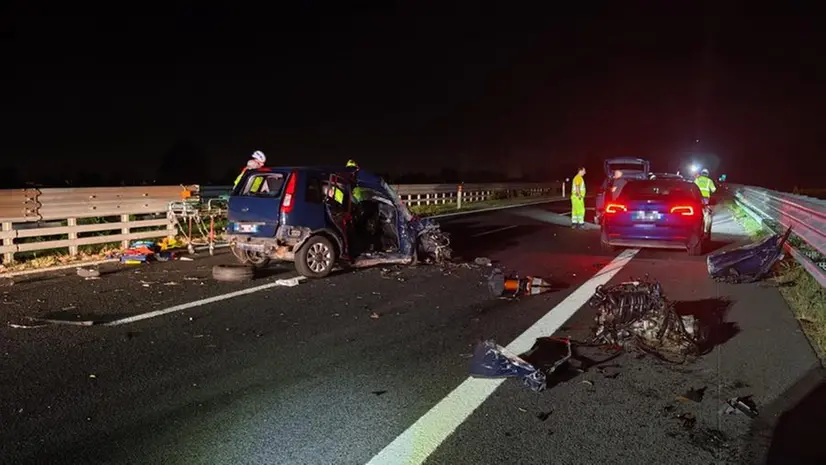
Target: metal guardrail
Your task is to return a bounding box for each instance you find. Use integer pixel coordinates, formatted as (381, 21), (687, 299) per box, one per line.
(732, 184), (826, 287)
(0, 182), (561, 265)
(199, 182), (563, 207)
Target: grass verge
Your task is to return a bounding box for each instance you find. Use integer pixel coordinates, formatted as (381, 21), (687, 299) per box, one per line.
(409, 195), (557, 217)
(727, 200), (826, 360)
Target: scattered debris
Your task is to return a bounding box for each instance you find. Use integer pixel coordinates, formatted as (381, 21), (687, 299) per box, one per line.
(580, 380), (594, 386)
(416, 219), (452, 263)
(586, 277), (706, 360)
(371, 390), (388, 396)
(274, 276), (305, 287)
(474, 257), (492, 266)
(679, 386), (707, 403)
(676, 412), (697, 429)
(470, 338), (571, 392)
(488, 268), (555, 298)
(370, 312), (381, 319)
(721, 395), (759, 418)
(707, 227), (792, 283)
(536, 410), (553, 421)
(76, 268), (100, 278)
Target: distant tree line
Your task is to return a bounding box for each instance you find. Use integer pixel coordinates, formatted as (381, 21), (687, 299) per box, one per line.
(0, 141), (563, 189)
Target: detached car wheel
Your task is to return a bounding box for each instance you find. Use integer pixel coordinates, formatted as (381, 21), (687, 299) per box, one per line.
(295, 235), (336, 278)
(212, 264), (255, 282)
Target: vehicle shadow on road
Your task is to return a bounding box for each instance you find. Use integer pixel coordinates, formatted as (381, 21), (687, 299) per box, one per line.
(447, 224), (546, 261)
(520, 338), (623, 390)
(673, 298), (740, 354)
(742, 365), (826, 465)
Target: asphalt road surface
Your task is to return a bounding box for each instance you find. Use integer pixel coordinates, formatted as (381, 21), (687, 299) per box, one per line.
(0, 199), (823, 465)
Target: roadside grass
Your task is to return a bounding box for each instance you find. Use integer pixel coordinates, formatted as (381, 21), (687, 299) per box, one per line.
(727, 200), (826, 359)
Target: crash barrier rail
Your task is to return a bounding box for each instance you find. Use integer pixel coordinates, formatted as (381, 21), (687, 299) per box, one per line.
(732, 184), (826, 287)
(198, 182), (564, 207)
(0, 182), (562, 264)
(0, 186), (182, 264)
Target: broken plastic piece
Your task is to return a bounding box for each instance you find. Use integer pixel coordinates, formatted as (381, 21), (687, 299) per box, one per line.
(469, 340), (547, 392)
(76, 268), (100, 278)
(721, 396), (759, 418)
(707, 227), (792, 283)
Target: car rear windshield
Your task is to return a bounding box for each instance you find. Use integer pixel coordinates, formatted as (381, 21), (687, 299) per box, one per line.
(607, 163), (646, 173)
(237, 172), (287, 198)
(620, 180), (700, 201)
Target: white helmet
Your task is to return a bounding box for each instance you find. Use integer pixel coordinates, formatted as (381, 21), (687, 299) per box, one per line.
(251, 150), (266, 163)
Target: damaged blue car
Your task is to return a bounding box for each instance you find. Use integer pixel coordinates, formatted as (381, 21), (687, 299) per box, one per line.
(225, 165), (451, 278)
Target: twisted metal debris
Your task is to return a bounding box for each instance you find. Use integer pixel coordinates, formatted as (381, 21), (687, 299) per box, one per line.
(417, 221), (452, 263)
(587, 277), (704, 360)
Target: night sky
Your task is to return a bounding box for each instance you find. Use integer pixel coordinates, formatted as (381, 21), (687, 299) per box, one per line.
(2, 6), (825, 189)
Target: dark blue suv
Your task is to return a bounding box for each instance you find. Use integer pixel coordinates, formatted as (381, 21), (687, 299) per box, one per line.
(226, 166), (449, 278)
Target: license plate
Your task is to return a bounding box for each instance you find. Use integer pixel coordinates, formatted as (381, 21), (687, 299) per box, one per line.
(236, 243), (265, 252)
(237, 223), (259, 233)
(635, 211), (662, 221)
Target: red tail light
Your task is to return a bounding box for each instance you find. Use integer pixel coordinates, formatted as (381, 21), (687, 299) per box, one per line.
(670, 205), (695, 216)
(280, 171), (298, 214)
(605, 203), (627, 214)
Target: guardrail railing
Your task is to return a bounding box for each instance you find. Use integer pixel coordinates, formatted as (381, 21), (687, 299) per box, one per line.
(199, 182), (563, 207)
(0, 182), (562, 264)
(732, 184), (826, 287)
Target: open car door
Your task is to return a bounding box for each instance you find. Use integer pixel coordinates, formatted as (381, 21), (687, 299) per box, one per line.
(324, 172), (354, 258)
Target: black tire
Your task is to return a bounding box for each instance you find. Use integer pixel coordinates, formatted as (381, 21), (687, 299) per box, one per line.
(295, 235), (336, 278)
(600, 229), (615, 253)
(212, 264), (255, 282)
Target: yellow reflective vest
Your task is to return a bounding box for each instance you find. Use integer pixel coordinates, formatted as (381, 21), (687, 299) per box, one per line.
(572, 174), (586, 197)
(694, 176), (716, 198)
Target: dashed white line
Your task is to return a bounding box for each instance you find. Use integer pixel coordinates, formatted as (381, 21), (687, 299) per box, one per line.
(103, 276), (306, 326)
(363, 248), (639, 465)
(470, 225), (520, 237)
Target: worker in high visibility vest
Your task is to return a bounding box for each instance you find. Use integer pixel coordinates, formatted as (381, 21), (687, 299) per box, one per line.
(234, 151), (267, 189)
(694, 168), (716, 205)
(571, 167), (586, 228)
(346, 159), (365, 203)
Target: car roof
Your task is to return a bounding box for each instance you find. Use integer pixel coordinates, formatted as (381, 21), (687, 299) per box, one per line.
(605, 157), (648, 165)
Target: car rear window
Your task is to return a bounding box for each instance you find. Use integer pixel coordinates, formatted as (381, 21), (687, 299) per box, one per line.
(239, 172), (286, 197)
(620, 180), (700, 201)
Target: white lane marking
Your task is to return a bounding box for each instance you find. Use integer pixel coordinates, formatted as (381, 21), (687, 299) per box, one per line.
(103, 276), (306, 326)
(364, 248), (639, 465)
(428, 198), (566, 220)
(470, 225), (520, 237)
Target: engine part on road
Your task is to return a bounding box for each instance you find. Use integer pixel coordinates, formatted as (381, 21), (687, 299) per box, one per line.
(707, 227), (792, 283)
(487, 268), (555, 298)
(587, 278), (703, 359)
(416, 221), (452, 263)
(212, 264), (255, 282)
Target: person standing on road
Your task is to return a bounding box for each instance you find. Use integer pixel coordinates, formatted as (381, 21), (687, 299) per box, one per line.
(694, 168), (717, 205)
(609, 170), (626, 200)
(571, 167), (586, 228)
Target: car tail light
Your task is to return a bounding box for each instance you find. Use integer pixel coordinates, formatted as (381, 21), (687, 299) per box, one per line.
(281, 171), (298, 214)
(605, 203), (627, 214)
(670, 205), (695, 216)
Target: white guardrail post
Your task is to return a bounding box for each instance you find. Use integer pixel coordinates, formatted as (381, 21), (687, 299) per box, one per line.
(732, 184), (826, 287)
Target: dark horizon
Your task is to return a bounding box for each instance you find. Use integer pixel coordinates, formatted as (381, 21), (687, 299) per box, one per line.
(2, 7), (825, 191)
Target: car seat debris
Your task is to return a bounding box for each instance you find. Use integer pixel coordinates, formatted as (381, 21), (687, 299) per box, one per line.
(707, 227), (791, 283)
(469, 337), (572, 392)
